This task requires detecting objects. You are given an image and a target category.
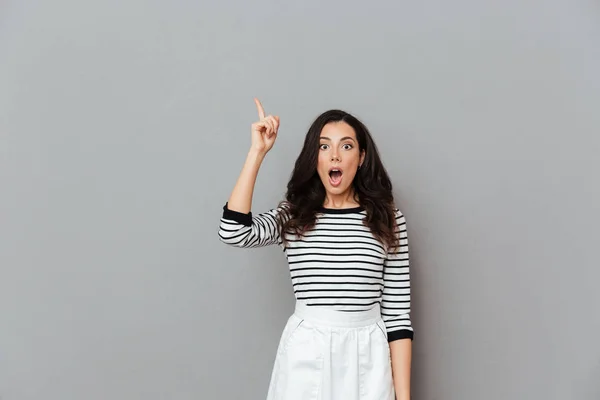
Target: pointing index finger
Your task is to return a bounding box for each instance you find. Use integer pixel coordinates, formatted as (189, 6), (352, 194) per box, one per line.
(254, 98), (266, 120)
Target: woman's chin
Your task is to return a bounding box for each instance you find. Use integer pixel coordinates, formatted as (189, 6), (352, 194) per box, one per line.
(324, 184), (350, 196)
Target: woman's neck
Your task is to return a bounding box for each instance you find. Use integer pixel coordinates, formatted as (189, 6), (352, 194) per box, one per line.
(323, 190), (360, 209)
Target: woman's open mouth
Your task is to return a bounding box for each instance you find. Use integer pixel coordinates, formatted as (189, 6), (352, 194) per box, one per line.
(328, 168), (343, 187)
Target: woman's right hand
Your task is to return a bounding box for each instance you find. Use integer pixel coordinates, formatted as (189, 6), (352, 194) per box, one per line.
(251, 98), (280, 155)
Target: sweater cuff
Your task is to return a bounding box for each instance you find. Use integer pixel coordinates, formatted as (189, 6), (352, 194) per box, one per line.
(388, 329), (414, 343)
(222, 202), (253, 226)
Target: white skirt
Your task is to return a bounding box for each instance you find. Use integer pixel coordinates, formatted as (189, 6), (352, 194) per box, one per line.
(266, 302), (394, 400)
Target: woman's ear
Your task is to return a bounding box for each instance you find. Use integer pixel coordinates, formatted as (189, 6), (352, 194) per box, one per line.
(360, 150), (366, 166)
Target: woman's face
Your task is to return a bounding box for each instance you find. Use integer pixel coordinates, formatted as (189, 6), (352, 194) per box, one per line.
(317, 121), (365, 198)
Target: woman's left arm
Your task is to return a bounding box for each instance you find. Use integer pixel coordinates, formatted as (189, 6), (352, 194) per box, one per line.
(381, 208), (414, 399)
(390, 338), (412, 400)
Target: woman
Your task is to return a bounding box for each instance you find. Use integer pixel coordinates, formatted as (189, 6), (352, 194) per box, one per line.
(218, 98), (413, 400)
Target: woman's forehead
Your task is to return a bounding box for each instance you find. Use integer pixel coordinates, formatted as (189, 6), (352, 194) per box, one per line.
(320, 121), (356, 140)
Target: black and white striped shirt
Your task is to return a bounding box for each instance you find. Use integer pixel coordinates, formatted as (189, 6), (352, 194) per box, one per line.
(218, 203), (413, 342)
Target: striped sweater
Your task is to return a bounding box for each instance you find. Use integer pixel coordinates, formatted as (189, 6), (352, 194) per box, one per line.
(218, 203), (413, 342)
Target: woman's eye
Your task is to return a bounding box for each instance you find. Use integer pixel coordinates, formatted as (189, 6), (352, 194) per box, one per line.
(320, 144), (329, 150)
(343, 144), (353, 150)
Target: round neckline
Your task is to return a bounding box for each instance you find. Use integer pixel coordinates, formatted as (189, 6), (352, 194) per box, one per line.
(317, 205), (365, 214)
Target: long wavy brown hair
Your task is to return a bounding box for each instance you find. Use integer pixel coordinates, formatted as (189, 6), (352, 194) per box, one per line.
(275, 109), (400, 253)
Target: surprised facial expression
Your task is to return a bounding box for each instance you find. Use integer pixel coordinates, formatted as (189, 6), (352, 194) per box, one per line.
(317, 121), (365, 196)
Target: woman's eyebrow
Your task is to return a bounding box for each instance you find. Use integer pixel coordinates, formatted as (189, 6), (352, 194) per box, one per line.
(319, 136), (356, 142)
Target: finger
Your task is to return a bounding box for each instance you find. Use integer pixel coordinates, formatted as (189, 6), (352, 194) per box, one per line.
(268, 119), (277, 137)
(264, 118), (274, 135)
(254, 98), (266, 120)
(252, 121), (267, 132)
(266, 116), (279, 133)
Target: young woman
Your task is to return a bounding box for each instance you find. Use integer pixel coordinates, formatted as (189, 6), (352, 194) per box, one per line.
(218, 98), (413, 400)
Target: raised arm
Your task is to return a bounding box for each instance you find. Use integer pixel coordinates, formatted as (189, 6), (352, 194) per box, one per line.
(226, 98), (279, 214)
(218, 98), (283, 248)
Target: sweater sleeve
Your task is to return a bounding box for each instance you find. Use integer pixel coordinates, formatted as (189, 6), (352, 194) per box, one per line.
(218, 202), (287, 249)
(381, 208), (414, 342)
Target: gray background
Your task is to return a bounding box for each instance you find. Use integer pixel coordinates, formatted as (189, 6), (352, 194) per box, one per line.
(1, 0), (599, 399)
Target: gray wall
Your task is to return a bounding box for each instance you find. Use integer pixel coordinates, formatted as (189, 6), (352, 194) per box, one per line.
(1, 1), (599, 399)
